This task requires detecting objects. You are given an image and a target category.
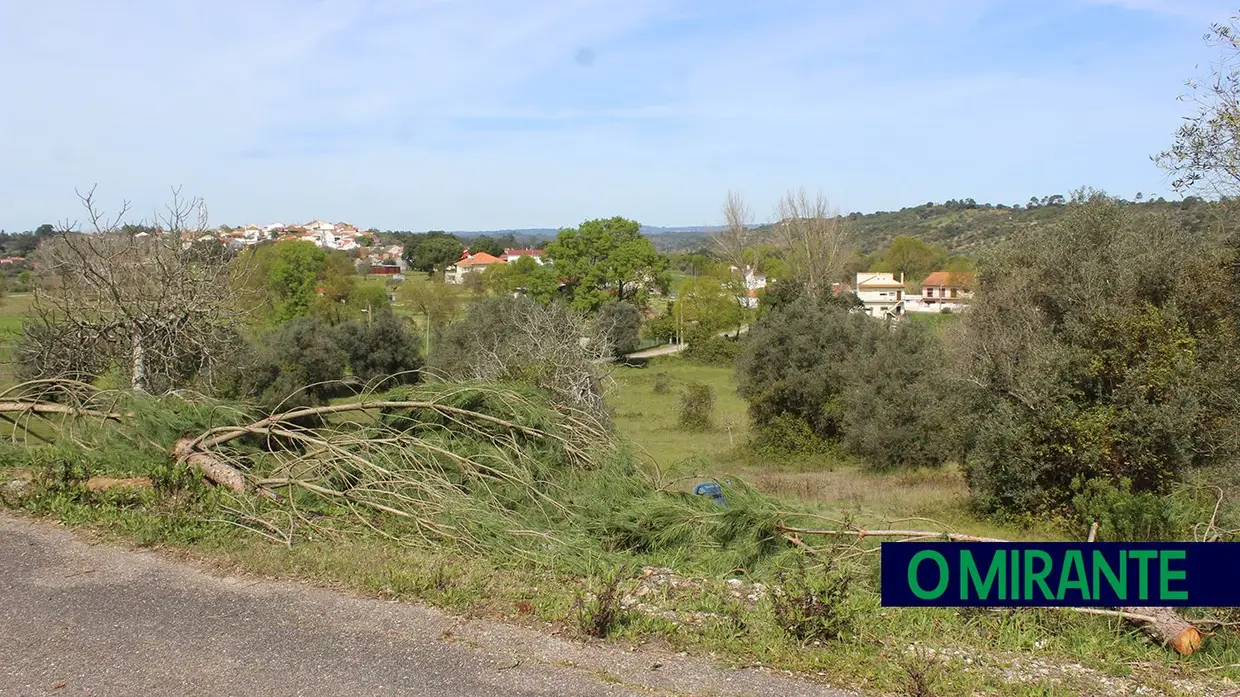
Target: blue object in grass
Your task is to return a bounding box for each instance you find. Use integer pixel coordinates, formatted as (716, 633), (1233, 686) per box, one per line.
(693, 481), (728, 507)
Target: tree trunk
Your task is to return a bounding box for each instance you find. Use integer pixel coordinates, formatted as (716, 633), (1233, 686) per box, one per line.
(172, 438), (245, 494)
(130, 332), (147, 393)
(1120, 606), (1204, 656)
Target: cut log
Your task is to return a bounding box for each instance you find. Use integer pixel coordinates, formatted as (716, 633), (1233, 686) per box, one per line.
(1122, 606), (1204, 656)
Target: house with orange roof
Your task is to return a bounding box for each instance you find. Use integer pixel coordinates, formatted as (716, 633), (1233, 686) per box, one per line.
(445, 248), (506, 284)
(905, 270), (974, 313)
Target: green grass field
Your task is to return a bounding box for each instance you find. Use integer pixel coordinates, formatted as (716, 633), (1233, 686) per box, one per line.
(609, 355), (1055, 541)
(0, 293), (32, 387)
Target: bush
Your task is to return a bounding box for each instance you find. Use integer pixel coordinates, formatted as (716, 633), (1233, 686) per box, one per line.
(221, 317), (349, 409)
(652, 372), (672, 394)
(595, 301), (642, 357)
(839, 320), (956, 470)
(682, 325), (742, 366)
(751, 413), (833, 457)
(336, 311), (423, 385)
(769, 555), (853, 644)
(1070, 477), (1202, 542)
(737, 298), (880, 442)
(678, 381), (716, 432)
(960, 191), (1240, 514)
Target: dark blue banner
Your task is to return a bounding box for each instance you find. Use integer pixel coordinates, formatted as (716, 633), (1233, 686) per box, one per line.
(880, 542), (1240, 607)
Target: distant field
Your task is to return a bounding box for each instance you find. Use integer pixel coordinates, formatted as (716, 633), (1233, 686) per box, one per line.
(0, 294), (32, 387)
(608, 354), (1056, 541)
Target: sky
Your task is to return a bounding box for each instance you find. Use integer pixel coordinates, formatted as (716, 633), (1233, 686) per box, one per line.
(0, 0), (1236, 231)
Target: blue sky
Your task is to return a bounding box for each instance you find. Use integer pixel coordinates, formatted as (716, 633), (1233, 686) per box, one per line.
(0, 0), (1234, 231)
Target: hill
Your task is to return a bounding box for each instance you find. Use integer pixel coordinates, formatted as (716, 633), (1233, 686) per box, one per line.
(646, 195), (1221, 254)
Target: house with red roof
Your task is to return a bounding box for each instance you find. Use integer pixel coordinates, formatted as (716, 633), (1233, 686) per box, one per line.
(445, 248), (507, 284)
(904, 271), (975, 313)
(502, 248), (546, 265)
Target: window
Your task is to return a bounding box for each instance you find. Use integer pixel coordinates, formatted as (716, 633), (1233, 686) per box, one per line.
(925, 288), (934, 297)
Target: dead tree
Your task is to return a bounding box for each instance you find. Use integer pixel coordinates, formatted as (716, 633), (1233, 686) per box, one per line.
(19, 186), (252, 393)
(772, 188), (852, 300)
(712, 190), (757, 273)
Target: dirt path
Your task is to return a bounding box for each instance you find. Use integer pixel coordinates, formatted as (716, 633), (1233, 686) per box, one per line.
(0, 512), (855, 697)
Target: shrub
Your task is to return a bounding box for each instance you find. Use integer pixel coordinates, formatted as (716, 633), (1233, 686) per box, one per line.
(679, 381), (716, 431)
(1070, 477), (1203, 542)
(839, 320), (956, 470)
(682, 325), (742, 366)
(652, 372), (672, 394)
(220, 317), (349, 409)
(595, 301), (642, 357)
(737, 298), (880, 442)
(769, 555), (853, 643)
(335, 311), (423, 385)
(751, 413), (832, 457)
(959, 191), (1240, 514)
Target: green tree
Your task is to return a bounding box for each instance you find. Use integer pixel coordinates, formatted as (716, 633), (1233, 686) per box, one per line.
(595, 301), (642, 356)
(261, 242), (328, 323)
(403, 233), (464, 276)
(468, 235), (504, 257)
(737, 298), (881, 444)
(872, 235), (948, 284)
(547, 216), (669, 311)
(959, 190), (1240, 513)
(230, 317), (349, 409)
(397, 277), (463, 355)
(482, 255), (559, 302)
(839, 320), (956, 470)
(336, 312), (422, 384)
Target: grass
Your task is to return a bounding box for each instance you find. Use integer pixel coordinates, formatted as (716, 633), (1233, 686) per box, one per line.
(0, 293), (32, 387)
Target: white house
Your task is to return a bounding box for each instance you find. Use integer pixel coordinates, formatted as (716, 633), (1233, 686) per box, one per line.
(444, 249), (506, 284)
(730, 265), (768, 309)
(855, 272), (906, 319)
(502, 248), (547, 265)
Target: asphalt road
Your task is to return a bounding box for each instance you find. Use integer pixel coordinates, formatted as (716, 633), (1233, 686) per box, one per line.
(0, 513), (855, 697)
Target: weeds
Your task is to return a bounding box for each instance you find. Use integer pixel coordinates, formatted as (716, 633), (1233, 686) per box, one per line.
(575, 566), (629, 638)
(897, 648), (944, 697)
(769, 553), (853, 644)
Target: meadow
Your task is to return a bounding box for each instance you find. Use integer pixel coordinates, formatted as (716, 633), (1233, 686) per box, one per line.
(608, 356), (1052, 542)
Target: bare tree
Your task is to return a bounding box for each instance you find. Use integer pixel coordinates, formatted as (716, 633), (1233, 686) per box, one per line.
(773, 188), (852, 300)
(713, 190), (755, 272)
(18, 186), (252, 393)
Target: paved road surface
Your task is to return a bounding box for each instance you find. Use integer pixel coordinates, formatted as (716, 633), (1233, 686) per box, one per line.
(622, 326), (750, 361)
(0, 513), (854, 697)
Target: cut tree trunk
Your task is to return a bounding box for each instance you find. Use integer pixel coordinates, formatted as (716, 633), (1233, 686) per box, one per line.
(1120, 606), (1203, 656)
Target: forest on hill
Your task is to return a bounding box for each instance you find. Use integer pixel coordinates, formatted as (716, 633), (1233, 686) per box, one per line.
(651, 193), (1222, 255)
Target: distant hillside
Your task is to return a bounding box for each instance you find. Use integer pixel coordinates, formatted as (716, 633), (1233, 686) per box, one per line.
(648, 196), (1221, 254)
